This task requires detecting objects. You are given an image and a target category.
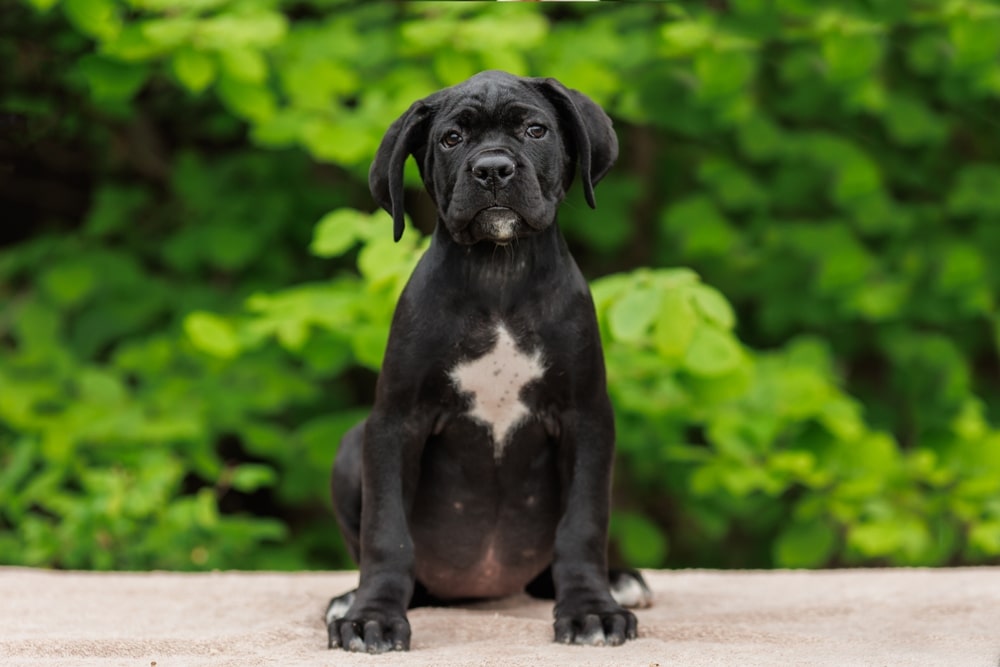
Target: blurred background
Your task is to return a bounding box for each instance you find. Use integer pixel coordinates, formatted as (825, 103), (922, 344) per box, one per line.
(2, 0), (999, 572)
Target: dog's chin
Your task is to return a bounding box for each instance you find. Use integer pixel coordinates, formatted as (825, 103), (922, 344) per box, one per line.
(468, 207), (526, 246)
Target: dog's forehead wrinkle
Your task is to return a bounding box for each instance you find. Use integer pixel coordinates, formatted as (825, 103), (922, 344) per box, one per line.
(439, 95), (550, 130)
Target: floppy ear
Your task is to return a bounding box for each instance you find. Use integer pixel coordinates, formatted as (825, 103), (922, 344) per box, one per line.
(369, 100), (434, 242)
(530, 78), (619, 208)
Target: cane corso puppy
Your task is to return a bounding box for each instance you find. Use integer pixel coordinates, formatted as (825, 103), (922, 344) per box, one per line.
(326, 70), (651, 653)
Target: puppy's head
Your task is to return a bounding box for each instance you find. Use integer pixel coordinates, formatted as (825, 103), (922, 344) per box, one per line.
(369, 70), (618, 245)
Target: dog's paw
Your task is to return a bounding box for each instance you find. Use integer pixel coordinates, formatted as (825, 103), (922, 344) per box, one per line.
(328, 608), (411, 653)
(609, 569), (653, 609)
(553, 605), (638, 647)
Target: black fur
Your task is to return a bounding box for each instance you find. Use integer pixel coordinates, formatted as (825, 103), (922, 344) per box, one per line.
(328, 71), (646, 653)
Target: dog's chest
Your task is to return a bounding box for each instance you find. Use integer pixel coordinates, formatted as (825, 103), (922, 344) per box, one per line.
(448, 323), (546, 458)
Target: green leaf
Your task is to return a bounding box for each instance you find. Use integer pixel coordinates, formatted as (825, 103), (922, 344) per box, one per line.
(195, 488), (219, 528)
(280, 61), (358, 110)
(698, 158), (766, 211)
(833, 158), (882, 205)
(216, 76), (276, 122)
(683, 326), (742, 377)
(275, 319), (308, 352)
(883, 95), (947, 146)
(197, 11), (288, 50)
(141, 17), (196, 50)
(819, 397), (865, 442)
(769, 451), (819, 481)
(250, 110), (307, 148)
(821, 33), (883, 83)
(351, 324), (389, 371)
(850, 280), (908, 321)
(184, 311), (240, 359)
(39, 261), (97, 307)
(310, 209), (381, 258)
(77, 368), (126, 405)
(63, 0), (120, 40)
(695, 49), (756, 100)
(737, 113), (784, 162)
(219, 48), (267, 84)
(0, 438), (38, 501)
(906, 33), (947, 74)
(652, 289), (697, 359)
(608, 284), (660, 343)
(11, 300), (60, 350)
(75, 55), (148, 103)
(230, 464), (277, 493)
(300, 333), (353, 374)
(949, 16), (1000, 69)
(938, 242), (986, 291)
(300, 116), (374, 165)
(562, 176), (638, 253)
(433, 50), (478, 86)
(773, 520), (836, 568)
(661, 21), (712, 56)
(948, 164), (1000, 217)
(25, 0), (61, 13)
(849, 516), (931, 564)
(687, 284), (736, 330)
(454, 12), (547, 52)
(172, 49), (216, 94)
(84, 185), (149, 237)
(99, 24), (168, 61)
(357, 236), (424, 287)
(611, 512), (668, 567)
(969, 521), (1000, 555)
(661, 196), (736, 257)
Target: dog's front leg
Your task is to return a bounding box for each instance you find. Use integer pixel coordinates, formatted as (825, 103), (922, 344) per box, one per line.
(551, 400), (638, 646)
(328, 412), (422, 653)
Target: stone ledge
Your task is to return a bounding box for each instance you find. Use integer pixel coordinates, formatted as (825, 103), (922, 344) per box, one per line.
(1, 567), (997, 666)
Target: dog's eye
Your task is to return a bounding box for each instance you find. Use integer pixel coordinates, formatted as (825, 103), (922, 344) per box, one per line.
(441, 131), (463, 148)
(525, 125), (547, 139)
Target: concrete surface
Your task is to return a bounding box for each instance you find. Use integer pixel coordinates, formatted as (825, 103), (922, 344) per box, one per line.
(1, 567), (998, 666)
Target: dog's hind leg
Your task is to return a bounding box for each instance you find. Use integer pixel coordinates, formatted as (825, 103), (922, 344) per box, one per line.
(526, 567), (653, 609)
(331, 421), (364, 563)
(608, 568), (653, 609)
(325, 421), (364, 631)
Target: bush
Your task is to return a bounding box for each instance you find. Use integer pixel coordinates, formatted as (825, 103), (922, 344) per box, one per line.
(1, 0), (998, 571)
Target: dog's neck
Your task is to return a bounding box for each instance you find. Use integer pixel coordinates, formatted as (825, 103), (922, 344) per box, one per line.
(428, 220), (572, 306)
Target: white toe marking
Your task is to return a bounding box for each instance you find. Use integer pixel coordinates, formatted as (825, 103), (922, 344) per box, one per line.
(325, 592), (355, 624)
(610, 576), (653, 609)
(578, 629), (606, 646)
(449, 323), (545, 459)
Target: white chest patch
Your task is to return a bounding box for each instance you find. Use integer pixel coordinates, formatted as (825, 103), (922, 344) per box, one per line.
(449, 323), (546, 458)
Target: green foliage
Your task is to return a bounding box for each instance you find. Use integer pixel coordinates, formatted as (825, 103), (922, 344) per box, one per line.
(2, 0), (1000, 572)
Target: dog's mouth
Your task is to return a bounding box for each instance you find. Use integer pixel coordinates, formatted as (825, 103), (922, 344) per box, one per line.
(470, 207), (524, 246)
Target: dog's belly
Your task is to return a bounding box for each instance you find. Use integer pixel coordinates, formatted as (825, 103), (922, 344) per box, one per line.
(413, 528), (553, 600)
(409, 421), (560, 600)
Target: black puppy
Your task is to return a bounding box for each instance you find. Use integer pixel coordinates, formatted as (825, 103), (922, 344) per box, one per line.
(326, 70), (651, 653)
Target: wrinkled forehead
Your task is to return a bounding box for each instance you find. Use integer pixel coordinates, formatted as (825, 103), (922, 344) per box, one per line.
(433, 74), (554, 128)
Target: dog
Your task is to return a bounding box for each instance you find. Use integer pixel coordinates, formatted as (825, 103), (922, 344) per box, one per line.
(325, 70), (651, 653)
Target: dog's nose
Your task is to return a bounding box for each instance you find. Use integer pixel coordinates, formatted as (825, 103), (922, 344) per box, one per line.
(471, 153), (516, 190)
